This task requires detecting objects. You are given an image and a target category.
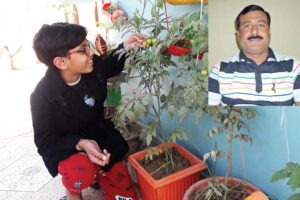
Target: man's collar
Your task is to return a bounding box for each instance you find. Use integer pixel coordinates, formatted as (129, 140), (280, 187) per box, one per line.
(239, 47), (277, 63)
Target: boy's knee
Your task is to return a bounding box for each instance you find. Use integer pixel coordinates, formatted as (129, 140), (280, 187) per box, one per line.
(58, 153), (97, 194)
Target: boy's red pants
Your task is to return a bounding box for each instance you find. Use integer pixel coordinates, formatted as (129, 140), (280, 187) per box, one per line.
(58, 153), (138, 200)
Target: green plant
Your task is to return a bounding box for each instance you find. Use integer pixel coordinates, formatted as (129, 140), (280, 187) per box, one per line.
(271, 162), (300, 200)
(112, 0), (208, 175)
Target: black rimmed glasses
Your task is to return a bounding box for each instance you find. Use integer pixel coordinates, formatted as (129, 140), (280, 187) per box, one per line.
(67, 41), (93, 56)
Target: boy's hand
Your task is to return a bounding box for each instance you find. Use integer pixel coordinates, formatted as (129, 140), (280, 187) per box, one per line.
(76, 139), (111, 166)
(123, 34), (148, 50)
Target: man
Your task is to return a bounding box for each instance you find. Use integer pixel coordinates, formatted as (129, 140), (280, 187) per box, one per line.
(31, 22), (146, 200)
(208, 4), (300, 106)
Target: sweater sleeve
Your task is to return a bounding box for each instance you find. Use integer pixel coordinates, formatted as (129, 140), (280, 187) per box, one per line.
(92, 43), (126, 80)
(30, 92), (80, 162)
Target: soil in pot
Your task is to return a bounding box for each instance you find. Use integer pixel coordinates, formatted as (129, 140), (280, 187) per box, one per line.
(189, 183), (251, 200)
(138, 147), (191, 180)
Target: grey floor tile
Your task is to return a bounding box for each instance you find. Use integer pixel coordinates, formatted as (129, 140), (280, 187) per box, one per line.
(0, 191), (32, 200)
(0, 136), (37, 171)
(0, 138), (14, 149)
(0, 155), (52, 192)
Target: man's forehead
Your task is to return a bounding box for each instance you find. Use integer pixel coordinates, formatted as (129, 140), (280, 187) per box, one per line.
(240, 10), (268, 22)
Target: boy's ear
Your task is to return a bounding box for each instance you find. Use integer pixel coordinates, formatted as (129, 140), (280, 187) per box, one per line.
(53, 57), (68, 70)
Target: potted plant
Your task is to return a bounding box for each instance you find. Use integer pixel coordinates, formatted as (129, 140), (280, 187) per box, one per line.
(112, 0), (208, 199)
(183, 106), (264, 200)
(271, 162), (300, 200)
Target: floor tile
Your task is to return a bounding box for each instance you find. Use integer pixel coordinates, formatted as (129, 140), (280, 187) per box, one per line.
(0, 155), (52, 192)
(0, 136), (37, 171)
(0, 138), (14, 149)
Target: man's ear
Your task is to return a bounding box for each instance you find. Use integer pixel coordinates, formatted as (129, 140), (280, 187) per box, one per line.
(53, 57), (68, 70)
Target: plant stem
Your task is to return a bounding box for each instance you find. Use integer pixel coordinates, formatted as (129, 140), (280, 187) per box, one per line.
(225, 130), (233, 200)
(154, 0), (159, 37)
(150, 161), (171, 176)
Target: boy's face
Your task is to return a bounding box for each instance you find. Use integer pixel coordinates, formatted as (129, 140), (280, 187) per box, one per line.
(64, 40), (95, 75)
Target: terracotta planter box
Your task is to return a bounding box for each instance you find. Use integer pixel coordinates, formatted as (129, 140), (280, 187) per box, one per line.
(128, 143), (206, 200)
(183, 176), (262, 200)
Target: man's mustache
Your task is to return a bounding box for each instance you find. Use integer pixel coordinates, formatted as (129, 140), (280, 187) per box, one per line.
(247, 35), (263, 40)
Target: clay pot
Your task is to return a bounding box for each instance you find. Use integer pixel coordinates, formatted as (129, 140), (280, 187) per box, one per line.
(183, 176), (262, 200)
(128, 143), (206, 200)
(245, 191), (269, 200)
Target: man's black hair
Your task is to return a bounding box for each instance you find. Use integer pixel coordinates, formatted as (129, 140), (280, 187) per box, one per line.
(235, 5), (271, 30)
(33, 22), (87, 69)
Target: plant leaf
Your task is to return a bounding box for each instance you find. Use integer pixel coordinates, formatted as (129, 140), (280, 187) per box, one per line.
(207, 127), (223, 138)
(287, 168), (300, 190)
(212, 186), (222, 196)
(146, 133), (152, 146)
(177, 106), (187, 123)
(289, 193), (300, 200)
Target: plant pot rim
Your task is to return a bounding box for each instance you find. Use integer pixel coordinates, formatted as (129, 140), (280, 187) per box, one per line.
(183, 176), (262, 200)
(128, 143), (206, 187)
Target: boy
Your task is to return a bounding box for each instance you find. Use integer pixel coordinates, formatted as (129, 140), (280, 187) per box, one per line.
(31, 22), (146, 200)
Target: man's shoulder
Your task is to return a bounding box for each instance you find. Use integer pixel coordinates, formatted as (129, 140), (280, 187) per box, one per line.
(218, 53), (240, 64)
(273, 52), (296, 62)
(210, 54), (240, 74)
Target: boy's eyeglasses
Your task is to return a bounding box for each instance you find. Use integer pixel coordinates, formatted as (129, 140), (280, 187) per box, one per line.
(67, 41), (93, 56)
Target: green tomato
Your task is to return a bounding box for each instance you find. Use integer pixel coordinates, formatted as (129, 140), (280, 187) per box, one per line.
(146, 39), (152, 45)
(151, 38), (157, 44)
(143, 41), (148, 46)
(201, 70), (208, 77)
(190, 39), (194, 44)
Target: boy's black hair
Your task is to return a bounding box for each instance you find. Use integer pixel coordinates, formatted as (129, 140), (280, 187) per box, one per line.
(235, 5), (271, 30)
(33, 22), (87, 69)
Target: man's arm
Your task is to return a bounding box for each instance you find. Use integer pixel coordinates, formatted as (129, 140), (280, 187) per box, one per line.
(293, 60), (300, 106)
(208, 64), (221, 105)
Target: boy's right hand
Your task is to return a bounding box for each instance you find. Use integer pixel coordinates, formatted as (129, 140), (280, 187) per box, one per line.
(76, 139), (111, 166)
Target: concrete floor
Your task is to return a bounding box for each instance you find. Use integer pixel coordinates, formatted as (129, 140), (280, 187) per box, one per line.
(0, 66), (140, 200)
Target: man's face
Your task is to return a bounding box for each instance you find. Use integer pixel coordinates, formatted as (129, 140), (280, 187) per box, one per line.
(236, 10), (270, 56)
